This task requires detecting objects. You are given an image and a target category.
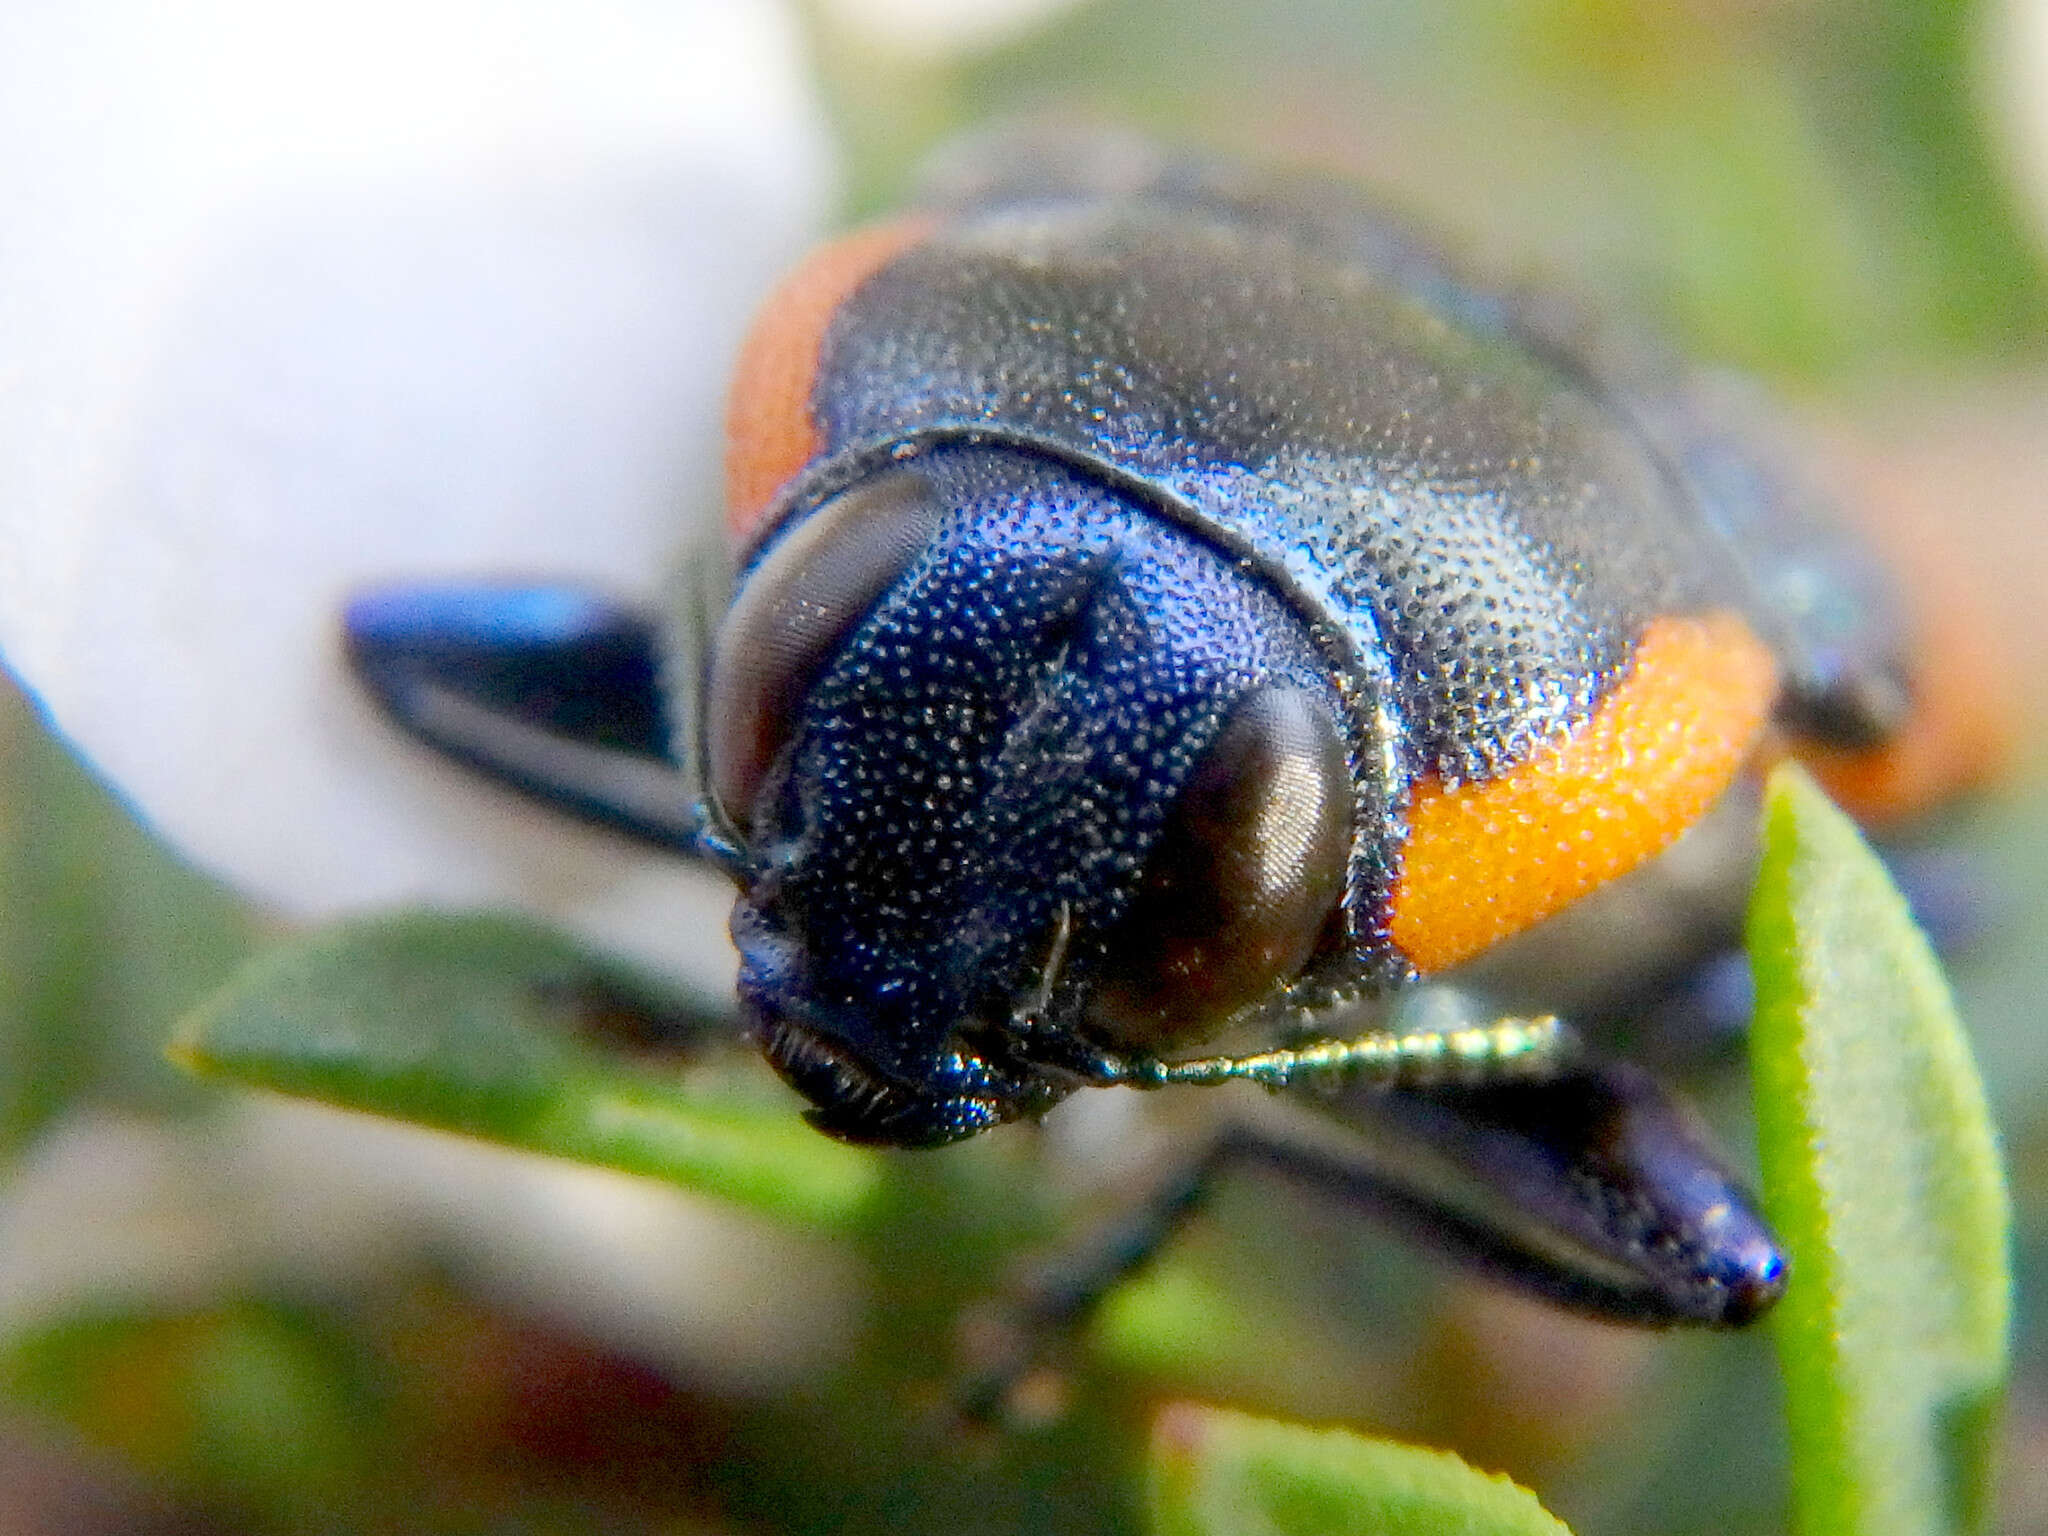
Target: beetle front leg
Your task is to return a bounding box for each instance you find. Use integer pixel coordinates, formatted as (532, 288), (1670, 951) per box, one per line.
(344, 581), (707, 853)
(530, 966), (741, 1064)
(954, 1125), (1248, 1426)
(957, 1041), (1786, 1424)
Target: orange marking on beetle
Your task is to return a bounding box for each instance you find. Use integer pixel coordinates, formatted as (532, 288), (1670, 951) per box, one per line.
(1389, 613), (1779, 975)
(723, 218), (933, 548)
(1794, 588), (2013, 827)
(1784, 418), (2020, 825)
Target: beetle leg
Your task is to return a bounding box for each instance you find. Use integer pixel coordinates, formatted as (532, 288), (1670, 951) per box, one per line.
(954, 1128), (1240, 1426)
(958, 1047), (1784, 1424)
(344, 581), (703, 853)
(532, 967), (740, 1062)
(1306, 1055), (1785, 1326)
(1591, 835), (1990, 1071)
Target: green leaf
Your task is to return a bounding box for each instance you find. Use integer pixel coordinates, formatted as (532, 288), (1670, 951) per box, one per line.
(1748, 765), (2011, 1536)
(171, 911), (881, 1230)
(0, 679), (253, 1156)
(1148, 1403), (1572, 1536)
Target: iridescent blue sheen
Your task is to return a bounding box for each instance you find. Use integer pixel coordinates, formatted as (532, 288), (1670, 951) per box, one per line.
(734, 446), (1340, 1114)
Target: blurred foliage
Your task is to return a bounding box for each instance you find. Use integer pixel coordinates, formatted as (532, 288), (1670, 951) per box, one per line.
(3, 1), (2047, 1533)
(2, 1300), (382, 1524)
(803, 0), (2047, 379)
(0, 679), (252, 1155)
(1750, 768), (2010, 1536)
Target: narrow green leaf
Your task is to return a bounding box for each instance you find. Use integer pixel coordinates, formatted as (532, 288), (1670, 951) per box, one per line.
(1149, 1403), (1572, 1536)
(1749, 765), (2011, 1536)
(171, 912), (881, 1230)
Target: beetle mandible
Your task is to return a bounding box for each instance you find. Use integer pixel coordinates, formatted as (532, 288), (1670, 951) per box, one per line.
(346, 133), (1990, 1356)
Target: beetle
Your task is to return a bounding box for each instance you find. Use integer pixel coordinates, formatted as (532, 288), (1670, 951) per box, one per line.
(344, 133), (1997, 1380)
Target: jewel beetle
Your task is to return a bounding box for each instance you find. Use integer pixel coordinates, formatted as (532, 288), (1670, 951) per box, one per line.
(345, 132), (1998, 1350)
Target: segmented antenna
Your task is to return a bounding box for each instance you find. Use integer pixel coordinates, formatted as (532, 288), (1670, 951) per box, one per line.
(1100, 1014), (1572, 1092)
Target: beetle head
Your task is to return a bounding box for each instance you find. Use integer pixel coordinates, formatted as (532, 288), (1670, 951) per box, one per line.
(704, 453), (1355, 1146)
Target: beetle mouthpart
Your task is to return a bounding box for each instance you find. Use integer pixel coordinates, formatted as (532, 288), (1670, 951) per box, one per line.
(754, 1012), (1012, 1149)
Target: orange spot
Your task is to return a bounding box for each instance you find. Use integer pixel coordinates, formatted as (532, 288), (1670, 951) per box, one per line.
(1390, 614), (1779, 975)
(1792, 589), (2013, 827)
(723, 218), (932, 547)
(1782, 415), (2020, 824)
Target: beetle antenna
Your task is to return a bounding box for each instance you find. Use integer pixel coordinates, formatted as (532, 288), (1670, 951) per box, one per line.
(1098, 1014), (1574, 1093)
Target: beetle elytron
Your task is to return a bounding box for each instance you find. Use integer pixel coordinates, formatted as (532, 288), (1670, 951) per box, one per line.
(345, 133), (1995, 1355)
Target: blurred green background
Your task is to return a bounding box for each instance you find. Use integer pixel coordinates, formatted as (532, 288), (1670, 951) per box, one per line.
(3, 0), (2046, 1531)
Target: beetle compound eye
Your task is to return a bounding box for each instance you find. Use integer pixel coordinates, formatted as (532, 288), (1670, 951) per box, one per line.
(1088, 687), (1352, 1051)
(706, 471), (941, 830)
